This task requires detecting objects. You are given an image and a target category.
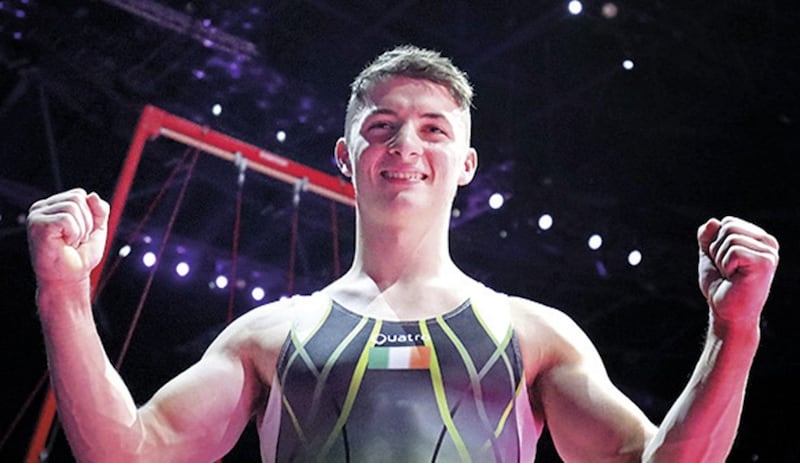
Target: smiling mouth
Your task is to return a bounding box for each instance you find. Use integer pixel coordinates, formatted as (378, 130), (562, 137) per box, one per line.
(381, 171), (428, 181)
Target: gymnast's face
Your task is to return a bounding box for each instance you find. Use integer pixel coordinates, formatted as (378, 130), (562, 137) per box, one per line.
(335, 76), (477, 221)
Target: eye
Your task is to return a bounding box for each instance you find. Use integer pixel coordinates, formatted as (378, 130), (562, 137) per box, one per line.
(424, 125), (449, 137)
(367, 121), (394, 131)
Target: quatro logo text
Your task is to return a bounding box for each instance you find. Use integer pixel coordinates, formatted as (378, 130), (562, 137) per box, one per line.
(373, 332), (429, 346)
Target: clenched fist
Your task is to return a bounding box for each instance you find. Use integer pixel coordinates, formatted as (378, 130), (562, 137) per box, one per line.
(27, 188), (110, 286)
(697, 216), (780, 324)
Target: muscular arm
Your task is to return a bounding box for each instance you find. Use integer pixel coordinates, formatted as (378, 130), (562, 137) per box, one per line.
(38, 283), (262, 462)
(517, 217), (778, 462)
(514, 300), (656, 462)
(641, 317), (758, 461)
(28, 189), (268, 462)
(642, 217), (779, 461)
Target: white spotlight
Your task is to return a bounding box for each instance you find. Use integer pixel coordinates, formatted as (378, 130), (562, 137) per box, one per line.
(175, 262), (190, 277)
(215, 275), (229, 289)
(568, 1), (583, 15)
(251, 286), (266, 302)
(276, 130), (287, 143)
(212, 103), (223, 116)
(588, 234), (603, 250)
(488, 193), (505, 210)
(118, 244), (132, 258)
(142, 251), (157, 268)
(627, 250), (643, 266)
(538, 214), (553, 231)
(623, 59), (635, 70)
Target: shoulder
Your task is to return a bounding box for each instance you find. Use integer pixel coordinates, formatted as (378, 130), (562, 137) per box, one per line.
(226, 292), (331, 335)
(505, 296), (600, 385)
(204, 292), (333, 382)
(508, 296), (585, 340)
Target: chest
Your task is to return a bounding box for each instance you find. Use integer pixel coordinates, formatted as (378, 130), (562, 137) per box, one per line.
(266, 301), (533, 461)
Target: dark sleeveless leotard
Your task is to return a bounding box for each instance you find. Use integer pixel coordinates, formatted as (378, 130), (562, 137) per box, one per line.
(259, 297), (538, 462)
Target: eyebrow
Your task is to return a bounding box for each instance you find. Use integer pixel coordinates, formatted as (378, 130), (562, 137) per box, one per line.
(368, 108), (450, 122)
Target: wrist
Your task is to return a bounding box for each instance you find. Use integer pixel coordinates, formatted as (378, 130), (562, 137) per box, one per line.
(36, 277), (94, 319)
(708, 310), (761, 351)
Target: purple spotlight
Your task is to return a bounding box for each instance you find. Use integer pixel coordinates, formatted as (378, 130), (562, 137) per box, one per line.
(228, 62), (241, 79)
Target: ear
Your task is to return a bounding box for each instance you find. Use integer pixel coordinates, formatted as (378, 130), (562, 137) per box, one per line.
(458, 148), (478, 186)
(334, 137), (353, 178)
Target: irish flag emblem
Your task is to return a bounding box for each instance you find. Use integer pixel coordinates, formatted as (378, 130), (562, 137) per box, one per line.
(368, 345), (431, 370)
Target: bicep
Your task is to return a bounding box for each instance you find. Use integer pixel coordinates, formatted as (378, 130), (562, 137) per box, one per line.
(136, 347), (265, 461)
(538, 362), (656, 461)
(534, 312), (656, 462)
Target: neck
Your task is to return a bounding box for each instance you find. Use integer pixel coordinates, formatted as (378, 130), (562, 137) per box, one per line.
(350, 210), (456, 288)
(327, 205), (479, 320)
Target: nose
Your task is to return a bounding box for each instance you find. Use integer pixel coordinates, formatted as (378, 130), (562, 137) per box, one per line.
(388, 124), (422, 159)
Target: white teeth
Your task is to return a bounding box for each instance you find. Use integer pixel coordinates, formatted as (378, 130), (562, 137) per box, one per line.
(382, 171), (426, 180)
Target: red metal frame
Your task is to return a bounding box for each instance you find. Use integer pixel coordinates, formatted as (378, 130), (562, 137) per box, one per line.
(26, 104), (355, 462)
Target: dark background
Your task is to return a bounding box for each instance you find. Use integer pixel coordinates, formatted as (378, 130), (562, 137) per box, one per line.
(1, 1), (797, 461)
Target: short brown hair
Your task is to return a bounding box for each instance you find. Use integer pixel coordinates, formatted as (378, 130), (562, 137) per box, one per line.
(344, 45), (474, 139)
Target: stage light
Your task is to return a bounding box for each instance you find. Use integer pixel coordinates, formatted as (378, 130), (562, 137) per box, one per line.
(588, 234), (603, 250)
(276, 130), (287, 143)
(251, 286), (266, 301)
(538, 214), (553, 231)
(142, 251), (157, 268)
(623, 59), (635, 70)
(215, 275), (229, 289)
(192, 69), (206, 80)
(602, 2), (618, 18)
(175, 261), (190, 277)
(212, 104), (223, 116)
(488, 192), (505, 210)
(627, 250), (642, 266)
(118, 244), (132, 258)
(595, 260), (608, 278)
(568, 1), (583, 15)
(228, 62), (241, 79)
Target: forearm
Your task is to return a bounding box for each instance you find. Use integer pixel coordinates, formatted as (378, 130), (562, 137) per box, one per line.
(37, 280), (145, 462)
(643, 312), (760, 462)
